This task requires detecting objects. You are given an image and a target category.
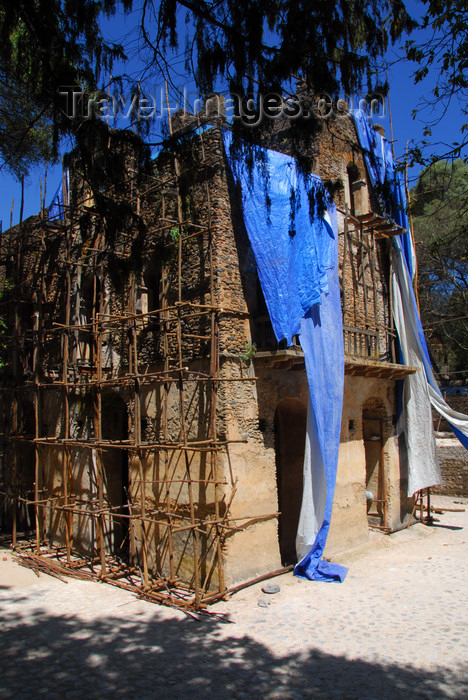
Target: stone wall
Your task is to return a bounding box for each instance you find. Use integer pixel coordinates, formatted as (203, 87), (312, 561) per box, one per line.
(433, 437), (468, 497)
(326, 374), (412, 557)
(432, 393), (468, 497)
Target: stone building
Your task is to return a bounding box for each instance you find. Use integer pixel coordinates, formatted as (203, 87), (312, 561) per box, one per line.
(0, 106), (419, 607)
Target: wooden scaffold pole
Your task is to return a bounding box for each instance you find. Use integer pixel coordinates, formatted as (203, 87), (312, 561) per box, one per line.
(166, 80), (201, 605)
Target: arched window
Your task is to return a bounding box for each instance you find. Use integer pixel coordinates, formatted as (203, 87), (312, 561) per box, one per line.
(76, 273), (101, 365)
(137, 260), (162, 324)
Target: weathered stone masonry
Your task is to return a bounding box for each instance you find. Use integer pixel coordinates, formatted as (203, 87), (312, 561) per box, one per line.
(0, 111), (420, 606)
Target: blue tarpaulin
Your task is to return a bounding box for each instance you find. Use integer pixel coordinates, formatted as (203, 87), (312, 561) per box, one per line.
(352, 111), (468, 478)
(223, 130), (347, 582)
(295, 243), (347, 582)
(352, 110), (415, 276)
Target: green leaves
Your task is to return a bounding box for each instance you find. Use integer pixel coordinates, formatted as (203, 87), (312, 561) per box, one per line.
(0, 1), (131, 178)
(412, 159), (468, 378)
(405, 0), (468, 167)
(240, 341), (257, 362)
(0, 2), (419, 181)
(145, 1), (415, 108)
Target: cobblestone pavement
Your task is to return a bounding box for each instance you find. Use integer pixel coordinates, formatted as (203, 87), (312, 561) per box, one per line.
(1, 495), (467, 699)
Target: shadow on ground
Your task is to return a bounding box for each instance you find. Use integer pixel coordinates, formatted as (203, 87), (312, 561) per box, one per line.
(0, 597), (465, 700)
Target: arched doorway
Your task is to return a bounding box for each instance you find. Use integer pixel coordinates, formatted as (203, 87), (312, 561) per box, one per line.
(274, 398), (307, 565)
(362, 399), (387, 528)
(101, 392), (129, 558)
(18, 399), (36, 530)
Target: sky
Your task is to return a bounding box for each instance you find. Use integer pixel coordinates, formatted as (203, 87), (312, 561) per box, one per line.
(1, 0), (465, 230)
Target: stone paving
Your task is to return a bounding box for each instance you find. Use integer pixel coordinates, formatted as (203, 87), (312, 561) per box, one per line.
(0, 494), (467, 699)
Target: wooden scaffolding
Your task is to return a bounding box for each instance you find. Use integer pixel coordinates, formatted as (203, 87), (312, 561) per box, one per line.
(0, 120), (253, 611)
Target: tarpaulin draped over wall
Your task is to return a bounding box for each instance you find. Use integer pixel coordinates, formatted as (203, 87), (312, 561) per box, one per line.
(222, 130), (347, 582)
(392, 241), (441, 494)
(352, 110), (416, 277)
(393, 241), (468, 449)
(352, 111), (468, 495)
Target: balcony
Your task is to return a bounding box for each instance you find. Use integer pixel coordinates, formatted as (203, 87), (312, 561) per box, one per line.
(343, 324), (379, 360)
(253, 315), (418, 379)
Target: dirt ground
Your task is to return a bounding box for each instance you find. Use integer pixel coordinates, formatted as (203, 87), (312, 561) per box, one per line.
(0, 494), (467, 699)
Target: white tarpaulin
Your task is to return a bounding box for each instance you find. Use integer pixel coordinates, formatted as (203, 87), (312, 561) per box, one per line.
(393, 238), (468, 495)
(392, 240), (441, 495)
